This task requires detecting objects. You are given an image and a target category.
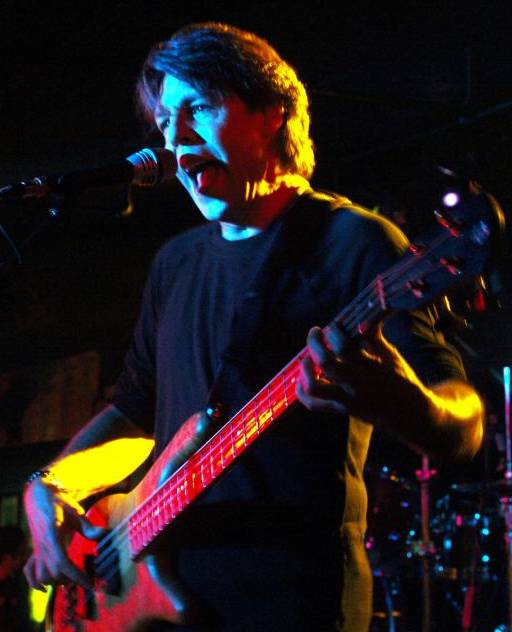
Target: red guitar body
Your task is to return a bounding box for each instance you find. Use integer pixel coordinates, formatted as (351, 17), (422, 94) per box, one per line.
(50, 414), (211, 631)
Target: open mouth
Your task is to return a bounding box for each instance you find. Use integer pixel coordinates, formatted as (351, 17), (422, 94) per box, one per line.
(180, 157), (224, 193)
(186, 160), (218, 184)
(179, 155), (220, 184)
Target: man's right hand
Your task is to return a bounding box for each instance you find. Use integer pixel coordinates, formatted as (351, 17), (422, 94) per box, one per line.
(23, 478), (105, 591)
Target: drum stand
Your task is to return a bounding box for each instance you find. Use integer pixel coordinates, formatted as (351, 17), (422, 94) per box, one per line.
(415, 455), (437, 632)
(481, 365), (512, 632)
(500, 365), (512, 632)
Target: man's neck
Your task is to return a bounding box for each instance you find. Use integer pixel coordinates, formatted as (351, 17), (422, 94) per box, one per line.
(219, 173), (310, 241)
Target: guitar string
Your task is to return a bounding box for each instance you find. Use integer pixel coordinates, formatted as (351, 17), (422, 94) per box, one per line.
(92, 236), (451, 580)
(92, 360), (305, 577)
(92, 241), (451, 585)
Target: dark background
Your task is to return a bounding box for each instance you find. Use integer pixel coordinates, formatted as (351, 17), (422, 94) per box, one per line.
(1, 1), (512, 484)
(1, 3), (512, 628)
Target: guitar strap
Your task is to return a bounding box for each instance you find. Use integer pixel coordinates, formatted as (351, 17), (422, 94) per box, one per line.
(206, 188), (351, 421)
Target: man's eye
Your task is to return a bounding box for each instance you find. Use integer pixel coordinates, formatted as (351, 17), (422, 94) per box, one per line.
(191, 104), (211, 116)
(158, 118), (170, 131)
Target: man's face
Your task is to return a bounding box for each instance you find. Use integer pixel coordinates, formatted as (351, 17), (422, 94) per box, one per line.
(156, 75), (278, 223)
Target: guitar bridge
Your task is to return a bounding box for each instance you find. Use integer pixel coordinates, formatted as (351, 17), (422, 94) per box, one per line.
(58, 565), (97, 625)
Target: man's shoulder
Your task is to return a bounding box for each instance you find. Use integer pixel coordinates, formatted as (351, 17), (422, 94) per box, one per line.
(300, 189), (409, 251)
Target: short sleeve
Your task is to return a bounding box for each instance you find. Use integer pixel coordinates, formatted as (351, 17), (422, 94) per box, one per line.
(110, 259), (160, 432)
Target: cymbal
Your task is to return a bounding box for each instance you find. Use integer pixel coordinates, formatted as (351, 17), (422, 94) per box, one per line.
(451, 479), (512, 497)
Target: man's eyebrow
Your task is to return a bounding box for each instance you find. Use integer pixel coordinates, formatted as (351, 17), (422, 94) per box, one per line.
(154, 97), (197, 117)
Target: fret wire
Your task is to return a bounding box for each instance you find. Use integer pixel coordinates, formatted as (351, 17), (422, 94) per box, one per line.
(163, 488), (171, 522)
(170, 484), (176, 517)
(175, 474), (182, 512)
(219, 429), (226, 469)
(183, 467), (190, 505)
(230, 416), (236, 460)
(255, 395), (261, 434)
(282, 368), (289, 407)
(211, 433), (221, 476)
(242, 408), (248, 448)
(200, 453), (206, 488)
(155, 490), (163, 531)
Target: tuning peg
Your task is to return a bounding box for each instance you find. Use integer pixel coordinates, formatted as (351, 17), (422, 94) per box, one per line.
(434, 210), (462, 236)
(408, 243), (426, 256)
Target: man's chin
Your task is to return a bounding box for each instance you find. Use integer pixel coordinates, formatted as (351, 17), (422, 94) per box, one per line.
(196, 200), (232, 223)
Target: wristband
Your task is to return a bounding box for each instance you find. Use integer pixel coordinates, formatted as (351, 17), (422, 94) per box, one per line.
(25, 469), (67, 492)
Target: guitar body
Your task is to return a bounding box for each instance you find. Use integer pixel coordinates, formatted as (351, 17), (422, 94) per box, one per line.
(51, 497), (196, 631)
(50, 412), (214, 631)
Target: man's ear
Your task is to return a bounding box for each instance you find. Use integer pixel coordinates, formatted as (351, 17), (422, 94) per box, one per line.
(263, 104), (284, 138)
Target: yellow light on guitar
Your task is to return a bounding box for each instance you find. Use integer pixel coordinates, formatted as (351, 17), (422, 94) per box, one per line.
(29, 585), (52, 623)
(50, 438), (155, 500)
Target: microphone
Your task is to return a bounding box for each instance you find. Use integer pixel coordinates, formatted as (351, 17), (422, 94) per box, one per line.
(0, 147), (176, 200)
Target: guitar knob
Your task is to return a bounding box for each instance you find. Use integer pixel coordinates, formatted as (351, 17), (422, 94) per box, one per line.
(434, 210), (462, 236)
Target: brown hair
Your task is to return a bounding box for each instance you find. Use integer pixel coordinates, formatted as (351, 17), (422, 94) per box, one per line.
(136, 22), (315, 179)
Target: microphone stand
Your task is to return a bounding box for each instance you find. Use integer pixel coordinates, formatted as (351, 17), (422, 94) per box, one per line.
(0, 194), (63, 269)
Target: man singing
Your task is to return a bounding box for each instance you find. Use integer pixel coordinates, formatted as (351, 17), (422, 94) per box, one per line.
(24, 22), (483, 631)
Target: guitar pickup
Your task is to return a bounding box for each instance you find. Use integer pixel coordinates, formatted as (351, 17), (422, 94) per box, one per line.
(61, 564), (97, 623)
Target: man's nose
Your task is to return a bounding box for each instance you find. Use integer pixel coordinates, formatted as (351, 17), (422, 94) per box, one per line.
(164, 111), (199, 149)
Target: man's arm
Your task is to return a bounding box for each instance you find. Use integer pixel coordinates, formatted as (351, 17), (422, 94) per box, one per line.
(23, 404), (153, 590)
(296, 325), (484, 463)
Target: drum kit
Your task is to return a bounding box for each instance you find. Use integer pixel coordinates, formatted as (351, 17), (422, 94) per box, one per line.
(366, 367), (512, 632)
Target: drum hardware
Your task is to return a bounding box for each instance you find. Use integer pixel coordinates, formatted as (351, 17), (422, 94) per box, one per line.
(501, 364), (512, 632)
(367, 362), (512, 632)
(365, 464), (417, 576)
(371, 571), (402, 632)
(416, 455), (437, 632)
(447, 364), (512, 631)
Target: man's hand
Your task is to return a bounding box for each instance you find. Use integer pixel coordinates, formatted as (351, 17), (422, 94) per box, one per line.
(296, 323), (484, 461)
(296, 323), (411, 424)
(23, 478), (104, 591)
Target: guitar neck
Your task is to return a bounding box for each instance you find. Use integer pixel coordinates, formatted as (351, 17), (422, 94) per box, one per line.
(127, 278), (385, 557)
(127, 346), (309, 557)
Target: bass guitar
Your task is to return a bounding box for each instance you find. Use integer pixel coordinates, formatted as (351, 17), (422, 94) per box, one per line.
(50, 185), (504, 631)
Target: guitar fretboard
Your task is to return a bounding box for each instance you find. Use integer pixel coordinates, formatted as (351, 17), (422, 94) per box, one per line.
(127, 348), (308, 557)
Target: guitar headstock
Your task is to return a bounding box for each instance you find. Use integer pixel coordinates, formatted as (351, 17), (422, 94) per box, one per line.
(383, 186), (506, 313)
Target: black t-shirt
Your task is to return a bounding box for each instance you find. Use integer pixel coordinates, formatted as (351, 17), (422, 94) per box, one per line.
(112, 190), (466, 630)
